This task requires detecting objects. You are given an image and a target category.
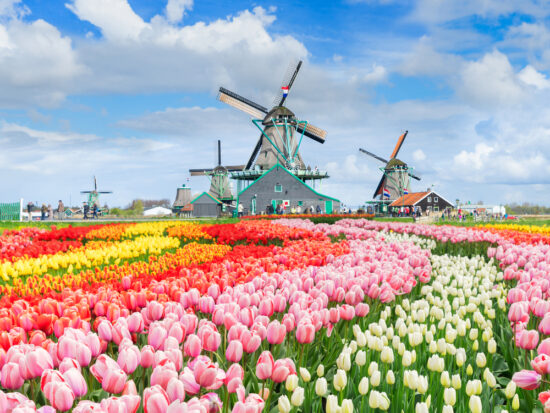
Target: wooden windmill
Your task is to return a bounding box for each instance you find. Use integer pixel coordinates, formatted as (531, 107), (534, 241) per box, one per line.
(217, 60), (327, 173)
(359, 131), (421, 201)
(189, 140), (244, 201)
(80, 176), (112, 207)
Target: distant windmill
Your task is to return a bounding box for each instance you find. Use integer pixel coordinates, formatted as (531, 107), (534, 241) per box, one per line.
(189, 140), (244, 201)
(359, 131), (421, 201)
(81, 176), (112, 207)
(217, 60), (327, 172)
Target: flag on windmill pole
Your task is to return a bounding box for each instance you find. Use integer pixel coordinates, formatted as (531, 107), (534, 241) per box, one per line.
(383, 187), (391, 198)
(403, 187), (409, 195)
(282, 86), (289, 98)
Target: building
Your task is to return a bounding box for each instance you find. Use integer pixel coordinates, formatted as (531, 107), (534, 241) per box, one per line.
(143, 206), (172, 217)
(237, 164), (340, 215)
(389, 191), (454, 214)
(191, 192), (222, 218)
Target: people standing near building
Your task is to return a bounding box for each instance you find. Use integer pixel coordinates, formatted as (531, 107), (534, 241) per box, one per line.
(237, 203), (243, 218)
(47, 204), (53, 220)
(92, 203), (99, 219)
(83, 202), (89, 219)
(316, 204), (322, 214)
(27, 201), (33, 221)
(57, 200), (64, 220)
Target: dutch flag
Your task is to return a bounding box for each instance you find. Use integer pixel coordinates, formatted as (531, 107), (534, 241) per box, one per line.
(383, 188), (391, 198)
(282, 86), (289, 97)
(403, 188), (409, 195)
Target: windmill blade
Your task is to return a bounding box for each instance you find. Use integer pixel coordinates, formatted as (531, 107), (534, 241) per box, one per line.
(409, 172), (421, 181)
(80, 191), (92, 194)
(373, 175), (386, 199)
(94, 176), (97, 191)
(224, 165), (246, 171)
(98, 191), (113, 194)
(296, 123), (327, 144)
(359, 148), (389, 164)
(389, 130), (408, 159)
(245, 135), (264, 170)
(275, 60), (303, 107)
(218, 87), (268, 119)
(189, 168), (214, 176)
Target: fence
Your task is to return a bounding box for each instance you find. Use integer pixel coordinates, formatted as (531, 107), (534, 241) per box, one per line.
(0, 199), (22, 221)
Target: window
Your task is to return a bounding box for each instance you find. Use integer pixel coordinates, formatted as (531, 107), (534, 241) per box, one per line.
(298, 201), (303, 206)
(427, 197), (432, 202)
(274, 184), (282, 192)
(434, 197), (439, 203)
(434, 206), (439, 212)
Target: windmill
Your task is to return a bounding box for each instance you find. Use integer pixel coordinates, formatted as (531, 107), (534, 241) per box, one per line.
(217, 60), (328, 178)
(189, 140), (245, 201)
(359, 131), (421, 201)
(80, 176), (112, 207)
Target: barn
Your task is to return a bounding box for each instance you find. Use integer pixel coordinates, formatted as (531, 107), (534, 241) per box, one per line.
(191, 192), (222, 218)
(389, 191), (454, 214)
(237, 164), (340, 215)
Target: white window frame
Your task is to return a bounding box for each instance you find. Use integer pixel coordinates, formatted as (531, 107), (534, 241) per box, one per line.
(274, 184), (282, 193)
(434, 197), (439, 202)
(427, 196), (432, 202)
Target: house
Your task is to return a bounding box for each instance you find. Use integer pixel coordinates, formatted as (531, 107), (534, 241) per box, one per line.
(237, 164), (340, 215)
(191, 192), (222, 218)
(389, 191), (454, 214)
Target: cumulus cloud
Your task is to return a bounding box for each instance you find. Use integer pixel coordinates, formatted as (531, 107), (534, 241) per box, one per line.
(165, 0), (193, 24)
(412, 149), (426, 161)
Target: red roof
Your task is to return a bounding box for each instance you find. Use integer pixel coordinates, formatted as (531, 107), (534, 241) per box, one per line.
(389, 191), (430, 207)
(181, 204), (194, 211)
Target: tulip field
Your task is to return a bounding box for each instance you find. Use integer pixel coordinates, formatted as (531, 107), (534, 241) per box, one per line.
(0, 219), (550, 412)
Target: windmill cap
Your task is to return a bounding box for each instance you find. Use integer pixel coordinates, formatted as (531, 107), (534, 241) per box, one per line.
(386, 158), (407, 168)
(263, 106), (295, 124)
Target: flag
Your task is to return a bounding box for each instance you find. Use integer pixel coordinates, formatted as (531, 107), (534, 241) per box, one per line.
(282, 86), (289, 97)
(403, 188), (409, 195)
(383, 188), (391, 198)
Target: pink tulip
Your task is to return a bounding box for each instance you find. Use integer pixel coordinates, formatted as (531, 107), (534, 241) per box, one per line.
(201, 329), (221, 352)
(148, 324), (168, 350)
(62, 368), (87, 397)
(296, 323), (315, 344)
(513, 369), (541, 390)
(183, 334), (201, 358)
(58, 358), (80, 374)
(166, 377), (185, 402)
(118, 346), (140, 375)
(355, 303), (370, 317)
(539, 315), (550, 335)
(44, 381), (75, 411)
(141, 345), (155, 368)
(193, 360), (217, 388)
(241, 331), (261, 354)
(226, 340), (243, 363)
(90, 354), (120, 384)
(97, 321), (113, 342)
(144, 385), (170, 413)
(256, 351), (274, 380)
(123, 379), (138, 396)
(508, 302), (529, 324)
(1, 362), (23, 390)
(266, 321), (286, 345)
(539, 338), (550, 356)
(532, 354), (550, 375)
(517, 329), (539, 350)
(151, 365), (178, 390)
(127, 313), (144, 333)
(102, 368), (127, 394)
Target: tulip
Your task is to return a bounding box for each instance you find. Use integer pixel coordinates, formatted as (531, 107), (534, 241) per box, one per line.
(226, 340), (243, 363)
(62, 368), (87, 397)
(512, 369), (541, 390)
(278, 395), (291, 413)
(290, 387), (304, 407)
(266, 321), (286, 345)
(144, 385), (170, 413)
(469, 395), (482, 413)
(358, 377), (369, 395)
(315, 377), (327, 396)
(102, 368), (127, 394)
(334, 369), (347, 391)
(183, 334), (201, 358)
(1, 363), (23, 390)
(256, 351), (274, 380)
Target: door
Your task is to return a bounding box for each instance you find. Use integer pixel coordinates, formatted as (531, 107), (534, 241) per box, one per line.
(325, 200), (333, 214)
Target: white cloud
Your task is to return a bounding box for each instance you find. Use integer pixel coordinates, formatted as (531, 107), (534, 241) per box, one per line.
(412, 149), (426, 161)
(518, 65), (550, 89)
(457, 50), (525, 107)
(400, 40), (463, 77)
(0, 0), (28, 19)
(363, 64), (387, 84)
(165, 0), (193, 24)
(454, 143), (494, 171)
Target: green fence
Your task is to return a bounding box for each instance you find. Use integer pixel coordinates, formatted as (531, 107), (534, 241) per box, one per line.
(0, 202), (21, 221)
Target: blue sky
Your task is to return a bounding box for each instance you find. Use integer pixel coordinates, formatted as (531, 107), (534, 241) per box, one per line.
(1, 0), (549, 207)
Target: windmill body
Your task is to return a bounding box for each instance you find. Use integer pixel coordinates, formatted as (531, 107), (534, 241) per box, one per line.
(80, 176), (112, 207)
(217, 61), (328, 185)
(359, 131), (421, 203)
(189, 140), (244, 202)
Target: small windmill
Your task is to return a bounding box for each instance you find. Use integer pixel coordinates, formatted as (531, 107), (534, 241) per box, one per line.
(359, 131), (421, 201)
(217, 60), (327, 173)
(80, 176), (112, 207)
(189, 140), (244, 201)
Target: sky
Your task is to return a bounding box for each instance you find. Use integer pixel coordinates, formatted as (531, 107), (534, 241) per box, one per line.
(1, 0), (550, 208)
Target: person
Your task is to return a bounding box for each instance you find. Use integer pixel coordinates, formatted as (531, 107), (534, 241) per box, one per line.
(237, 203), (243, 218)
(291, 206), (296, 214)
(57, 200), (64, 220)
(83, 202), (89, 219)
(41, 204), (47, 221)
(296, 205), (302, 214)
(92, 203), (99, 219)
(316, 204), (322, 214)
(27, 201), (33, 221)
(47, 204), (53, 220)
